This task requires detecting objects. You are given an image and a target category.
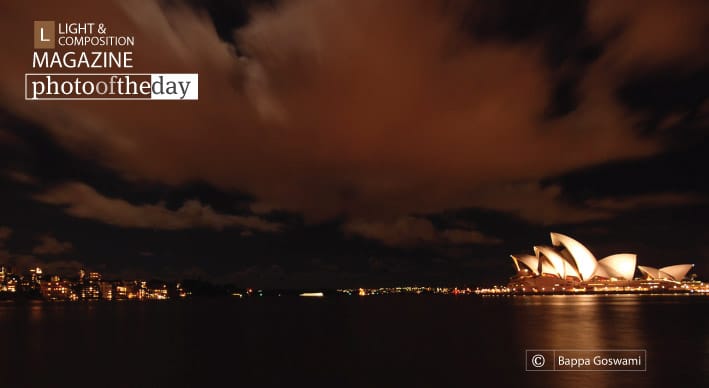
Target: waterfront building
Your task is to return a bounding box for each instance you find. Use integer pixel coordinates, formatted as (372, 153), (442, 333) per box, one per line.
(508, 233), (694, 292)
(40, 277), (76, 301)
(99, 281), (114, 300)
(79, 270), (101, 300)
(637, 265), (695, 281)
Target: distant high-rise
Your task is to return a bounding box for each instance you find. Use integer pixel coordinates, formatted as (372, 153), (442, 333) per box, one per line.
(30, 267), (43, 284)
(99, 281), (113, 300)
(79, 270), (101, 300)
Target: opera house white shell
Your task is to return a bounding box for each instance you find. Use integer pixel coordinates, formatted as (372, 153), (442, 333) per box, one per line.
(637, 264), (694, 281)
(549, 232), (598, 280)
(511, 233), (694, 283)
(597, 254), (637, 281)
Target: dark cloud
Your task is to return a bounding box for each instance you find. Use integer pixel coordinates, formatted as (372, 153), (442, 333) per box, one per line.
(0, 226), (12, 241)
(587, 0), (709, 70)
(0, 129), (21, 145)
(587, 193), (706, 211)
(34, 182), (282, 232)
(0, 0), (705, 268)
(0, 1), (667, 233)
(14, 255), (84, 277)
(31, 234), (73, 255)
(4, 170), (37, 185)
(0, 230), (83, 277)
(344, 217), (501, 247)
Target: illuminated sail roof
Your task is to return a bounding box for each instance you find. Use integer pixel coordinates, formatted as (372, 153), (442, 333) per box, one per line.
(638, 264), (694, 282)
(636, 264), (693, 281)
(593, 264), (610, 278)
(659, 264), (694, 281)
(510, 233), (692, 284)
(597, 254), (637, 280)
(637, 266), (659, 279)
(563, 260), (581, 279)
(511, 254), (539, 275)
(549, 232), (597, 281)
(538, 255), (560, 277)
(534, 246), (578, 279)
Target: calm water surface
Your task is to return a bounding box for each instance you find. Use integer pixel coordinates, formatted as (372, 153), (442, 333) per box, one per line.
(1, 295), (707, 387)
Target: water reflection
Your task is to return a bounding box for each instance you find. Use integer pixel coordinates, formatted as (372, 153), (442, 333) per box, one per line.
(514, 295), (667, 387)
(520, 295), (643, 348)
(29, 300), (43, 323)
(0, 296), (706, 387)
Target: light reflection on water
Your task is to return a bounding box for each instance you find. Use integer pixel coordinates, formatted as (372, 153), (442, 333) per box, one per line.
(512, 295), (648, 387)
(0, 295), (707, 387)
(508, 294), (708, 387)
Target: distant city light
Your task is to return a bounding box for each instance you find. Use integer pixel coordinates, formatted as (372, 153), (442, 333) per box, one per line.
(299, 292), (324, 297)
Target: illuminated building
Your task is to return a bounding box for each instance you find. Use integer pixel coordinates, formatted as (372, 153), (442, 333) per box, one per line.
(123, 282), (141, 299)
(137, 281), (148, 299)
(176, 283), (187, 298)
(145, 283), (169, 300)
(637, 264), (694, 281)
(79, 270), (101, 300)
(149, 286), (168, 300)
(508, 232), (695, 292)
(2, 274), (19, 293)
(40, 277), (76, 301)
(99, 282), (114, 300)
(81, 284), (100, 299)
(30, 267), (43, 283)
(113, 283), (130, 300)
(0, 265), (187, 301)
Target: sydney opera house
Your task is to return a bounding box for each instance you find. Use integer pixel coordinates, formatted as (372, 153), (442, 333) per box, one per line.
(507, 233), (696, 293)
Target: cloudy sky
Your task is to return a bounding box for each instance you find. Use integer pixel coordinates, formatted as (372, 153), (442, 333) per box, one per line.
(0, 0), (707, 287)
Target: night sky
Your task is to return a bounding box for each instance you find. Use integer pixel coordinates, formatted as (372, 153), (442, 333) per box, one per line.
(1, 0), (708, 287)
